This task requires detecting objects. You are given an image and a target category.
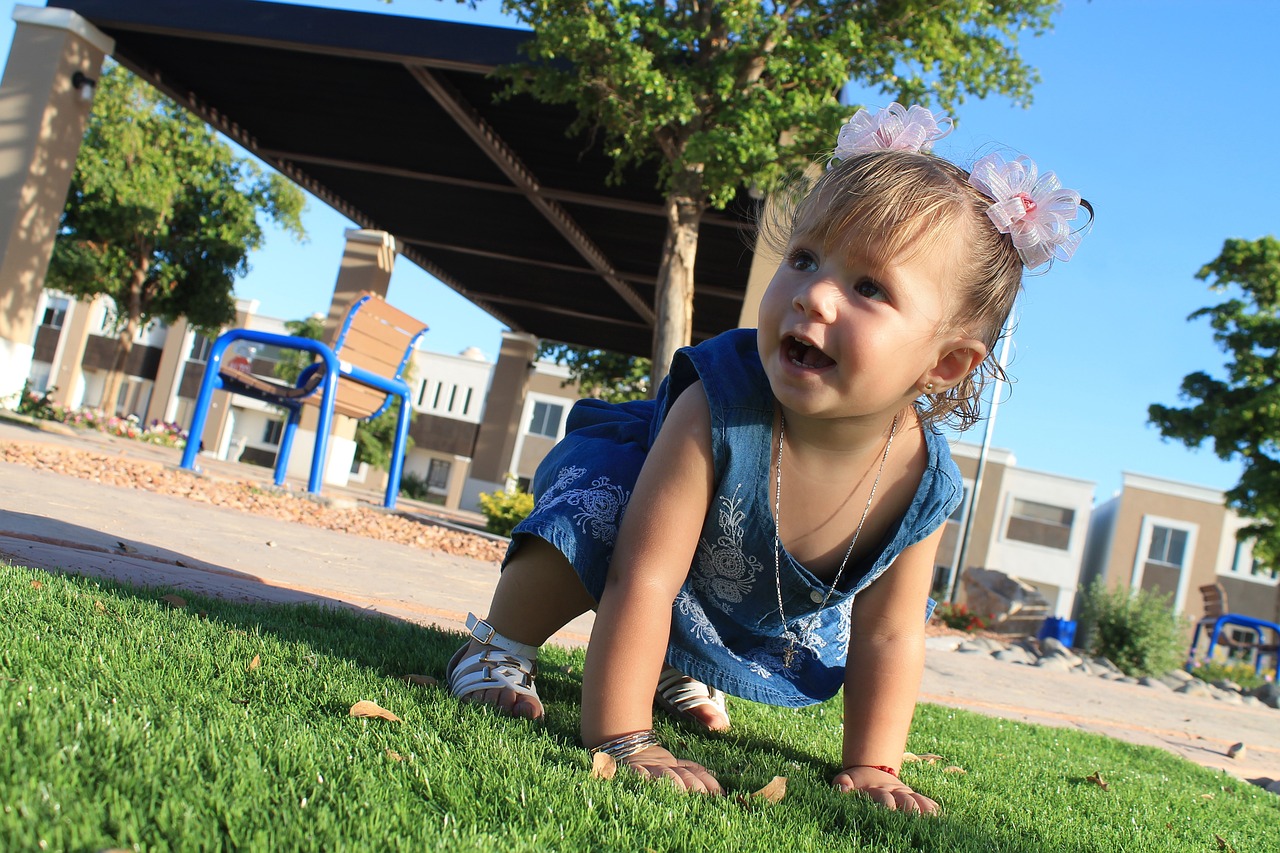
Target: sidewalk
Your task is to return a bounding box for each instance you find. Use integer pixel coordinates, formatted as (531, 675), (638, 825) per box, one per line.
(1, 415), (1278, 787)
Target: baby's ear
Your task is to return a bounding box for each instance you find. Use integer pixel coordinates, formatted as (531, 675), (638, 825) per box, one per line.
(920, 339), (987, 392)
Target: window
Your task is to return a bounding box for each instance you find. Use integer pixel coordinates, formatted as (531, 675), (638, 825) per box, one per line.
(1147, 525), (1188, 567)
(41, 297), (69, 329)
(190, 334), (213, 363)
(1005, 498), (1074, 550)
(262, 420), (284, 446)
(427, 458), (451, 491)
(527, 401), (564, 438)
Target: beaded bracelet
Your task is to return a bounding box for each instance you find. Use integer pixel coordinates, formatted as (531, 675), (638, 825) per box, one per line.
(842, 764), (899, 778)
(589, 730), (662, 762)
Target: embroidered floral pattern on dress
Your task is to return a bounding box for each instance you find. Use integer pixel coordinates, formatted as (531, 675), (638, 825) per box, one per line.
(693, 486), (765, 614)
(537, 466), (630, 546)
(675, 590), (723, 646)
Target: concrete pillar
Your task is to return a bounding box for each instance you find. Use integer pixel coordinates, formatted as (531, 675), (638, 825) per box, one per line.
(289, 228), (399, 485)
(0, 7), (113, 405)
(470, 331), (538, 483)
(145, 315), (190, 426)
(46, 293), (98, 408)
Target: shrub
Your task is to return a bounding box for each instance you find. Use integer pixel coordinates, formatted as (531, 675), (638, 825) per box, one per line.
(1078, 579), (1187, 677)
(1191, 658), (1269, 691)
(477, 487), (534, 537)
(399, 471), (431, 501)
(932, 601), (989, 632)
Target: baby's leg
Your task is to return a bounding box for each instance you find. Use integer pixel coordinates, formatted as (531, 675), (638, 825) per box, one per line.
(450, 537), (595, 719)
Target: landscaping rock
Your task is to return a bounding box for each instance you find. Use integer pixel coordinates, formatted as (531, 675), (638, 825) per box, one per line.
(925, 635), (963, 652)
(1090, 656), (1122, 674)
(1250, 683), (1280, 709)
(1139, 676), (1171, 690)
(1176, 681), (1213, 699)
(993, 646), (1036, 665)
(1164, 668), (1194, 683)
(1036, 655), (1074, 671)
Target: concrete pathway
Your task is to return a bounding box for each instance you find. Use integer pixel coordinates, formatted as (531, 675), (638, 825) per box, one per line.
(0, 416), (1276, 788)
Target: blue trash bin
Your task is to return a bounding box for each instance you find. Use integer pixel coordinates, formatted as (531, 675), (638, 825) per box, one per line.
(1038, 617), (1077, 648)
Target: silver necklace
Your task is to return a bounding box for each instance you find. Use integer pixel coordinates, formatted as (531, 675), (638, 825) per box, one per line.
(773, 411), (901, 669)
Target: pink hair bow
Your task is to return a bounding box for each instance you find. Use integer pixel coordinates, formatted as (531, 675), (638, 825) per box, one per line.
(833, 102), (953, 160)
(968, 152), (1084, 269)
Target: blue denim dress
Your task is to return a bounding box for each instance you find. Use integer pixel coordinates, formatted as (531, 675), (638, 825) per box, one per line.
(508, 329), (962, 707)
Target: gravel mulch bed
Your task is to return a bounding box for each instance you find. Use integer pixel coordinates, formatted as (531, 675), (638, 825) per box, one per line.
(1, 440), (507, 563)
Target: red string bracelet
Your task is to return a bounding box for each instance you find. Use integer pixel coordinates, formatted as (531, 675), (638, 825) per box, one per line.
(843, 764), (899, 778)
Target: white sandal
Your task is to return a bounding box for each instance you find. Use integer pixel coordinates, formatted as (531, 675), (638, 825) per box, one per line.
(447, 613), (541, 715)
(654, 666), (730, 731)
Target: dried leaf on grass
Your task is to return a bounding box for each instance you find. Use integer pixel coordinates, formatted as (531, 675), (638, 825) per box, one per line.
(248, 654), (261, 672)
(903, 752), (946, 765)
(1086, 771), (1109, 791)
(386, 749), (404, 762)
(94, 600), (107, 613)
(397, 674), (438, 687)
(349, 700), (401, 722)
(590, 752), (617, 780)
(1216, 834), (1238, 852)
(160, 594), (187, 608)
(752, 776), (787, 803)
(30, 580), (42, 590)
(943, 766), (967, 774)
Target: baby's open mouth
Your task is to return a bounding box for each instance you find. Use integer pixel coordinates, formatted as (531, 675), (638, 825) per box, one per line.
(785, 336), (835, 369)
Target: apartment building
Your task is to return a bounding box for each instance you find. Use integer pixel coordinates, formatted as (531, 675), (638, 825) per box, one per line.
(1081, 473), (1280, 629)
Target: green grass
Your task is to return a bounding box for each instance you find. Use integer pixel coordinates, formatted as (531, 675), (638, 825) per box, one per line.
(2, 562), (1276, 852)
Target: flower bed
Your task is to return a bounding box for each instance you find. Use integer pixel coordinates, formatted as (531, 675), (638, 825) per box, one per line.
(14, 385), (188, 449)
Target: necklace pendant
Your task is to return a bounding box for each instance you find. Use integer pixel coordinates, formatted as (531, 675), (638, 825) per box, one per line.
(782, 642), (797, 669)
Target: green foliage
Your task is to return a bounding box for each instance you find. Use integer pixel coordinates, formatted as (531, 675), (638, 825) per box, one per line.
(1078, 580), (1187, 678)
(47, 63), (306, 411)
(1149, 236), (1280, 568)
(353, 401), (413, 470)
(495, 0), (1058, 209)
(273, 316), (326, 385)
(931, 602), (989, 633)
(1190, 658), (1269, 692)
(538, 341), (651, 402)
(478, 486), (535, 536)
(14, 381), (58, 420)
(397, 471), (441, 504)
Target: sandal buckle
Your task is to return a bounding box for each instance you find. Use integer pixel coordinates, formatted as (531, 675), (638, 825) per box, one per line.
(469, 617), (497, 645)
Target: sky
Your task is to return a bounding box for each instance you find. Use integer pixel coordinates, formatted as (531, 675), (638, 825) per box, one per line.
(4, 0), (1278, 505)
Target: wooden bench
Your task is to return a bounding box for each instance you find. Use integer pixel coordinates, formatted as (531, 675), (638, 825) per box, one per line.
(179, 291), (428, 508)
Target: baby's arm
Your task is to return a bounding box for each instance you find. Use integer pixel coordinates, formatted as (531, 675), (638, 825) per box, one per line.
(580, 382), (721, 794)
(836, 526), (945, 814)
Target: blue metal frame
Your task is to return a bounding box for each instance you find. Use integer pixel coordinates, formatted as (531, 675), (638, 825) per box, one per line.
(178, 313), (426, 509)
(1187, 613), (1280, 675)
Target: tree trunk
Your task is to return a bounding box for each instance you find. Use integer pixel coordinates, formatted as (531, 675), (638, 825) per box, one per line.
(101, 262), (148, 414)
(651, 173), (707, 392)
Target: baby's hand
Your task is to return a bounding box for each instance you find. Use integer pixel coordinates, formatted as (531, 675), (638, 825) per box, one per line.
(622, 745), (723, 796)
(833, 765), (939, 815)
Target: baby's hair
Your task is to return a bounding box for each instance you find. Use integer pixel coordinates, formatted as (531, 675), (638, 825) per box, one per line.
(757, 149), (1024, 432)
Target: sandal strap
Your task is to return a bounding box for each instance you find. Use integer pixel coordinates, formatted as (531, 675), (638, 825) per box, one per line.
(466, 612), (538, 659)
(657, 666), (726, 713)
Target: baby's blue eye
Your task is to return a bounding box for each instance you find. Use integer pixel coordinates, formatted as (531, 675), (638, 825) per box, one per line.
(855, 279), (888, 302)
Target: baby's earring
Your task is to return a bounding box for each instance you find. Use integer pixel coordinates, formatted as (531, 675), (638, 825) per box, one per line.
(923, 382), (935, 394)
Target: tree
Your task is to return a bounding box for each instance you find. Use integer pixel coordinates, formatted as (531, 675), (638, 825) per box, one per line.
(274, 316), (416, 471)
(538, 340), (651, 403)
(46, 64), (306, 413)
(1148, 236), (1280, 571)
(461, 0), (1060, 386)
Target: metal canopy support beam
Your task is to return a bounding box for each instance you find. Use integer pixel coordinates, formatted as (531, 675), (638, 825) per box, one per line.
(406, 63), (655, 327)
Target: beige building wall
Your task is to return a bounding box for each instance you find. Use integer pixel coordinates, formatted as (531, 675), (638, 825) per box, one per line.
(470, 331), (538, 484)
(0, 8), (112, 402)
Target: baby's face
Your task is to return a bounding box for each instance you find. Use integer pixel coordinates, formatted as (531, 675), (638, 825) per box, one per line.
(756, 225), (964, 423)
